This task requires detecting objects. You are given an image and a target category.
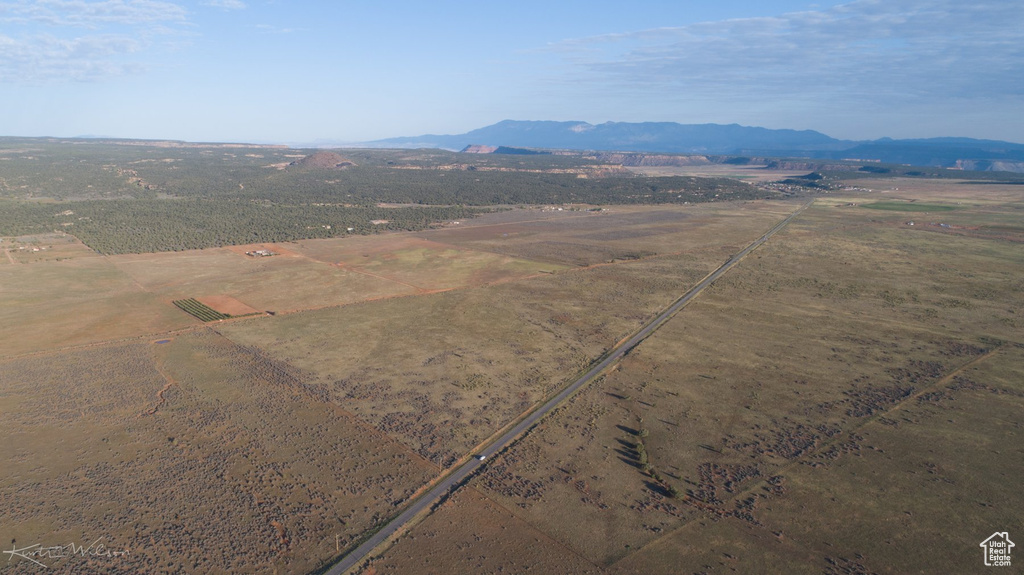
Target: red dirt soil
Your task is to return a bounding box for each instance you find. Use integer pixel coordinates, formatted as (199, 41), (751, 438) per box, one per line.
(196, 295), (261, 316)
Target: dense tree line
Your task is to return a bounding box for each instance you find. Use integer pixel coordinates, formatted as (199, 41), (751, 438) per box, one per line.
(222, 167), (757, 206)
(0, 199), (489, 254)
(0, 138), (765, 254)
(1, 138), (756, 204)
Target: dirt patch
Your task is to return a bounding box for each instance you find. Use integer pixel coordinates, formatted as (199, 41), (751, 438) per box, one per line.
(196, 295), (261, 316)
(289, 151), (355, 169)
(225, 243), (302, 258)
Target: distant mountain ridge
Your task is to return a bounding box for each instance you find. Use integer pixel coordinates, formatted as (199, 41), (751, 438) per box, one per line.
(370, 120), (848, 153)
(364, 120), (1024, 171)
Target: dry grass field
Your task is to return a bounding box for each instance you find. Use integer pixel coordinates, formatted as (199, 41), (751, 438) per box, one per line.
(847, 177), (1024, 204)
(417, 202), (793, 267)
(0, 331), (436, 574)
(109, 232), (564, 314)
(287, 235), (563, 291)
(216, 203), (791, 466)
(623, 164), (813, 182)
(0, 252), (194, 355)
(3, 186), (1019, 574)
(215, 252), (714, 467)
(0, 226), (563, 356)
(610, 346), (1023, 575)
(0, 200), (789, 573)
(370, 487), (601, 574)
(370, 184), (1023, 574)
(109, 246), (417, 314)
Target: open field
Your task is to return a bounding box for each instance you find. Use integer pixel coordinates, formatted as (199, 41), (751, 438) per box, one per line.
(215, 252), (715, 467)
(1, 202), (764, 358)
(2, 175), (1020, 574)
(0, 254), (194, 356)
(623, 164), (815, 183)
(369, 184), (1023, 573)
(846, 177), (1024, 204)
(0, 331), (436, 574)
(610, 344), (1023, 575)
(860, 200), (958, 212)
(0, 223), (566, 357)
(370, 487), (601, 574)
(1, 199), (793, 573)
(417, 202), (794, 267)
(216, 202), (792, 467)
(288, 235), (564, 291)
(109, 246), (417, 314)
(109, 233), (563, 313)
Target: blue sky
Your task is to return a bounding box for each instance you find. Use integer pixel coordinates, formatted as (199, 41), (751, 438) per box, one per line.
(1, 0), (1021, 144)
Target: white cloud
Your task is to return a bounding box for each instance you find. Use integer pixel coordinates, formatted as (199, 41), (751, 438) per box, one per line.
(0, 0), (188, 82)
(547, 0), (1024, 107)
(254, 23), (297, 34)
(0, 0), (186, 27)
(202, 0), (244, 9)
(0, 32), (145, 81)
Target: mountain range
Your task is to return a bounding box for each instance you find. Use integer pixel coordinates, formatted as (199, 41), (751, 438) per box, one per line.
(363, 120), (1024, 172)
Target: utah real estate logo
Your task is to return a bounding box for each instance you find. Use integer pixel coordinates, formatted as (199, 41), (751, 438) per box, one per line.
(980, 532), (1014, 567)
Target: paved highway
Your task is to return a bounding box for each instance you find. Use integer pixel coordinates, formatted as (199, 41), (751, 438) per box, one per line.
(325, 200), (811, 575)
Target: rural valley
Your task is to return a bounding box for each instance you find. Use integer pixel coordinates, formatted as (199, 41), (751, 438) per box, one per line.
(1, 138), (1021, 574)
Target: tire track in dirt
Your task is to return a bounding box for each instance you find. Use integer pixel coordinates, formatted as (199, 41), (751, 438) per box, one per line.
(332, 263), (428, 293)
